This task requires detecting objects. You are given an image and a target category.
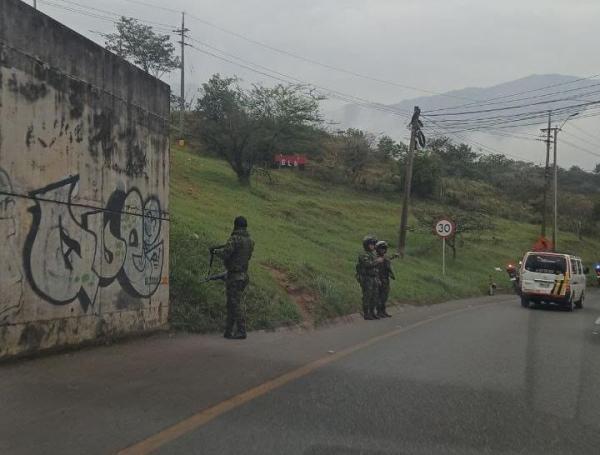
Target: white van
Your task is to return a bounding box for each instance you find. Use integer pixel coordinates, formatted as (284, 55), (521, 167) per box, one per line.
(520, 252), (587, 311)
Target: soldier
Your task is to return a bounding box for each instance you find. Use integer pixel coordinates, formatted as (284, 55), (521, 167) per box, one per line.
(356, 235), (384, 320)
(211, 216), (255, 339)
(375, 240), (395, 318)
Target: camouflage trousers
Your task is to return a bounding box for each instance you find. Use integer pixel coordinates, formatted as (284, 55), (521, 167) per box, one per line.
(378, 280), (390, 314)
(225, 277), (249, 334)
(360, 277), (379, 316)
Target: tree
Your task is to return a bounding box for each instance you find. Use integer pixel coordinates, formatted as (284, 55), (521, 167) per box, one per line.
(377, 135), (406, 160)
(408, 151), (442, 198)
(336, 129), (376, 184)
(196, 75), (322, 185)
(104, 17), (180, 78)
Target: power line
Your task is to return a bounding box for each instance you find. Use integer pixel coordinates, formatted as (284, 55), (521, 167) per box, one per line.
(437, 106), (600, 134)
(34, 0), (594, 168)
(424, 90), (600, 117)
(424, 117), (540, 163)
(120, 0), (180, 14)
(51, 0), (175, 29)
(423, 80), (600, 114)
(186, 41), (413, 122)
(187, 39), (535, 164)
(560, 138), (600, 159)
(560, 129), (600, 150)
(426, 74), (600, 114)
(37, 0), (175, 33)
(568, 122), (600, 143)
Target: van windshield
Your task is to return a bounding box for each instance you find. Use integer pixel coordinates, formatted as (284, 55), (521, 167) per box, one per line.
(524, 254), (566, 274)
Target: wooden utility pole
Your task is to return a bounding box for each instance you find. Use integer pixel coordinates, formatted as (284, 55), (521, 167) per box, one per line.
(552, 126), (558, 251)
(174, 13), (189, 141)
(398, 106), (421, 258)
(540, 111), (551, 237)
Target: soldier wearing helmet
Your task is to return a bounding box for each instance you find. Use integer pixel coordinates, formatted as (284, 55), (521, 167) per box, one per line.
(375, 240), (395, 318)
(356, 235), (384, 320)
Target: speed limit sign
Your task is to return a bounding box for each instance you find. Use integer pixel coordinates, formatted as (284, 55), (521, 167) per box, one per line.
(434, 219), (455, 238)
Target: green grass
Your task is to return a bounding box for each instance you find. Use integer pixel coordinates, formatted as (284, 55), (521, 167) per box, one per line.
(169, 146), (600, 332)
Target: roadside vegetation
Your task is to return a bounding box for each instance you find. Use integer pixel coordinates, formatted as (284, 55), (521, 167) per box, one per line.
(169, 145), (600, 332)
(169, 74), (600, 332)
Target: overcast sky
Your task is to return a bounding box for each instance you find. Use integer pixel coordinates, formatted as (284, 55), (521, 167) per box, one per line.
(35, 0), (600, 168)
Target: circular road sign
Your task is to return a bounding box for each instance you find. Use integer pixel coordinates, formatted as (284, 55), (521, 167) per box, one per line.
(434, 218), (455, 238)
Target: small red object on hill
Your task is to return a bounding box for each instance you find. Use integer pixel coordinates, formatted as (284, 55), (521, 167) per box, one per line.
(274, 154), (307, 169)
(532, 236), (553, 252)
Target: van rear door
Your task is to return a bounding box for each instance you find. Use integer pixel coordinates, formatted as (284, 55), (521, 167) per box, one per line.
(521, 253), (568, 297)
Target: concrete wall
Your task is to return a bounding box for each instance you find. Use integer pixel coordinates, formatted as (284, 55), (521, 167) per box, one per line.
(0, 0), (170, 359)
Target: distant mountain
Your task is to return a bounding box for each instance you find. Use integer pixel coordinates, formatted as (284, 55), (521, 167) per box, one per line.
(327, 74), (595, 141)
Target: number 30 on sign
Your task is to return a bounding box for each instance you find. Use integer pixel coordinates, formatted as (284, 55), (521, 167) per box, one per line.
(434, 219), (455, 238)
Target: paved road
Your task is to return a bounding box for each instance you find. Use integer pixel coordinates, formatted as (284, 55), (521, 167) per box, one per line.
(2, 293), (600, 454)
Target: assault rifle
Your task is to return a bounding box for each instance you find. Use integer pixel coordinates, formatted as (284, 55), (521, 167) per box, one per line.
(199, 271), (228, 284)
(200, 244), (227, 284)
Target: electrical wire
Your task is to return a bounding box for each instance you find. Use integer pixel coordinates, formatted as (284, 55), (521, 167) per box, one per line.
(560, 130), (600, 151)
(37, 0), (175, 33)
(426, 74), (600, 114)
(560, 138), (600, 159)
(568, 122), (600, 143)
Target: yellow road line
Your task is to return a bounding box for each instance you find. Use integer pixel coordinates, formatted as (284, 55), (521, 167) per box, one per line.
(118, 300), (506, 455)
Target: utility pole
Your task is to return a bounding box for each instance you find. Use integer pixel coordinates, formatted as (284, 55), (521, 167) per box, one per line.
(174, 13), (189, 142)
(552, 126), (558, 251)
(540, 111), (551, 237)
(33, 0), (36, 9)
(398, 106), (421, 258)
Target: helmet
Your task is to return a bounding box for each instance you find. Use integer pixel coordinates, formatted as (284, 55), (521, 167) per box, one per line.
(234, 216), (248, 229)
(376, 240), (388, 249)
(362, 235), (377, 249)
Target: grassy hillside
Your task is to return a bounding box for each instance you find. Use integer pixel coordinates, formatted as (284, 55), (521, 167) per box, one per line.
(169, 146), (600, 332)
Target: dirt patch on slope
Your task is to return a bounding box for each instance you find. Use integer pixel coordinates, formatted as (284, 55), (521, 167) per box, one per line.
(265, 266), (318, 328)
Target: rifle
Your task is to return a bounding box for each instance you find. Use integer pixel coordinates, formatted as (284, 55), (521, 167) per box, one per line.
(201, 244), (227, 285)
(199, 271), (228, 284)
(207, 244), (226, 275)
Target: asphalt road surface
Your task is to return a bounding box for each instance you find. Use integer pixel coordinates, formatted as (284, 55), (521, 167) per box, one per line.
(3, 292), (600, 454)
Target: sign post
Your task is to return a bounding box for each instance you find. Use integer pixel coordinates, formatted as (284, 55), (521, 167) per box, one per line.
(442, 237), (446, 276)
(434, 218), (455, 276)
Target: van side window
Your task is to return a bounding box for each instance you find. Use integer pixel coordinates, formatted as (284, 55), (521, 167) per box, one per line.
(570, 259), (577, 275)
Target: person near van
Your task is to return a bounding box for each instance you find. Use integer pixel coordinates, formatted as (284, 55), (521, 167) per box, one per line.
(356, 235), (384, 320)
(212, 216), (255, 339)
(375, 241), (394, 318)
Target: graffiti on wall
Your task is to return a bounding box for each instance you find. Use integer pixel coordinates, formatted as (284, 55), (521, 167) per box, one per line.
(0, 169), (24, 323)
(24, 175), (164, 312)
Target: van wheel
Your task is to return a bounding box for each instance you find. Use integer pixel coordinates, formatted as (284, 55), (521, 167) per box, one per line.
(575, 292), (584, 309)
(520, 296), (530, 308)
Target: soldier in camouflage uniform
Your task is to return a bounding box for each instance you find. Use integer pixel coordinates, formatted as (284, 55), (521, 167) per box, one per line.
(212, 216), (255, 339)
(375, 240), (395, 318)
(356, 235), (384, 320)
